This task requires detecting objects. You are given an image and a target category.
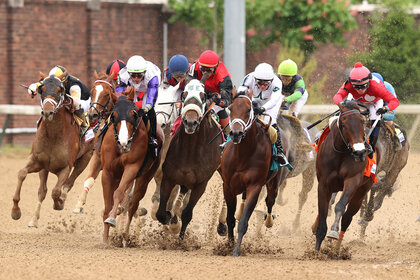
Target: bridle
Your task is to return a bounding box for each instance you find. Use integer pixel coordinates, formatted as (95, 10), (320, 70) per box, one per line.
(90, 79), (115, 131)
(229, 95), (255, 139)
(156, 102), (176, 126)
(333, 109), (366, 154)
(40, 76), (65, 114)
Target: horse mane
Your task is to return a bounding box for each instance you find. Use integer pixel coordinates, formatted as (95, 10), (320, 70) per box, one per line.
(341, 100), (360, 111)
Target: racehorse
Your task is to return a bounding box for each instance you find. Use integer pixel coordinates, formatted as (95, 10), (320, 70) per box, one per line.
(220, 90), (290, 256)
(101, 87), (163, 244)
(358, 121), (409, 236)
(12, 73), (93, 227)
(155, 79), (223, 239)
(149, 82), (187, 223)
(312, 100), (379, 252)
(73, 71), (116, 214)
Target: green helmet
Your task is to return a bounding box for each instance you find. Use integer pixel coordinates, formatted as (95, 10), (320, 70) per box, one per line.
(277, 59), (298, 76)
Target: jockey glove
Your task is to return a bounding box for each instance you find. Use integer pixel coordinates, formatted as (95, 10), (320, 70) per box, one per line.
(281, 100), (290, 110)
(211, 95), (222, 105)
(376, 106), (388, 115)
(253, 106), (265, 115)
(137, 108), (146, 118)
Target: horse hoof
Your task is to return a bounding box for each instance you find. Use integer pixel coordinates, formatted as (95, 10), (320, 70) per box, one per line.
(137, 207), (147, 217)
(169, 216), (181, 235)
(11, 209), (22, 220)
(156, 211), (171, 225)
(28, 218), (38, 228)
(72, 207), (83, 214)
(265, 214), (274, 228)
(327, 230), (339, 239)
(53, 200), (64, 211)
(104, 217), (117, 227)
(232, 247), (241, 257)
(217, 223), (227, 236)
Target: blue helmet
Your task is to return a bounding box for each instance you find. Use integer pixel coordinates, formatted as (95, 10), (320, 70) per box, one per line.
(372, 72), (384, 83)
(168, 55), (189, 75)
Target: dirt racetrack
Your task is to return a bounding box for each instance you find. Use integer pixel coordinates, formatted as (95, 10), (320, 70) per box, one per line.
(0, 149), (419, 280)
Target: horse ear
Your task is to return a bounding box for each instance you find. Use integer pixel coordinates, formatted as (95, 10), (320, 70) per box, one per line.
(93, 70), (99, 80)
(40, 72), (47, 79)
(232, 87), (237, 99)
(127, 87), (135, 101)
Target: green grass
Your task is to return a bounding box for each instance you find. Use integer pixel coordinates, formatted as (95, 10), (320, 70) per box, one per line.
(0, 144), (31, 157)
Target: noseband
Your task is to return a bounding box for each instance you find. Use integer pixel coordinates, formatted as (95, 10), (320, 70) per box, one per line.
(111, 99), (141, 151)
(40, 76), (65, 114)
(90, 80), (114, 119)
(229, 95), (255, 138)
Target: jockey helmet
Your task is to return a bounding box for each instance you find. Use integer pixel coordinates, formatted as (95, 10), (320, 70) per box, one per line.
(372, 72), (384, 83)
(349, 62), (371, 83)
(277, 59), (298, 76)
(49, 65), (69, 82)
(168, 55), (189, 75)
(198, 50), (219, 68)
(254, 63), (275, 81)
(106, 59), (126, 80)
(126, 55), (147, 73)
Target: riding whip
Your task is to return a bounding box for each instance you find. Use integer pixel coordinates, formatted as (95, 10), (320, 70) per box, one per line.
(366, 115), (382, 140)
(307, 109), (340, 130)
(208, 122), (229, 144)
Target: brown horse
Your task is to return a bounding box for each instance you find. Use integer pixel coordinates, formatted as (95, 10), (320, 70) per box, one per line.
(72, 71), (116, 214)
(220, 91), (290, 256)
(155, 79), (223, 239)
(101, 87), (163, 244)
(313, 100), (379, 252)
(12, 73), (93, 227)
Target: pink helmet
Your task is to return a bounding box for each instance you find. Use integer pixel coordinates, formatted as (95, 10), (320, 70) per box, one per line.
(349, 62), (371, 83)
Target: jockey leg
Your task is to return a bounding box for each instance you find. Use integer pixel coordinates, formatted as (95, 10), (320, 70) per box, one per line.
(74, 109), (89, 137)
(218, 109), (230, 148)
(147, 108), (158, 148)
(272, 124), (289, 165)
(368, 120), (381, 159)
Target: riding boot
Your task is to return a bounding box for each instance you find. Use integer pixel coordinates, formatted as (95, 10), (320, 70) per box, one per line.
(218, 112), (230, 149)
(75, 109), (90, 138)
(272, 124), (290, 167)
(147, 108), (158, 148)
(368, 120), (380, 159)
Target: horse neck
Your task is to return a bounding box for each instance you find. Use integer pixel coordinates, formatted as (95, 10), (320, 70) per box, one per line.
(41, 107), (72, 138)
(330, 121), (350, 153)
(178, 115), (214, 145)
(232, 122), (261, 153)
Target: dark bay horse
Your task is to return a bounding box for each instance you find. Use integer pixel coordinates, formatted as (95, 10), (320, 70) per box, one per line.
(101, 87), (163, 244)
(12, 73), (93, 227)
(220, 91), (290, 256)
(73, 71), (116, 214)
(155, 79), (223, 239)
(313, 100), (379, 253)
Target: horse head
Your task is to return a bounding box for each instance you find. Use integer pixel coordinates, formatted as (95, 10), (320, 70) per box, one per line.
(155, 81), (180, 129)
(337, 100), (368, 162)
(89, 71), (115, 123)
(181, 79), (205, 134)
(229, 89), (254, 144)
(109, 87), (139, 153)
(39, 74), (66, 121)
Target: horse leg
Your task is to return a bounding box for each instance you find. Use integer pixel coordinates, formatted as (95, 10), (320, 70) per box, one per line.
(328, 192), (338, 217)
(28, 169), (49, 228)
(265, 181), (279, 228)
(73, 151), (102, 214)
(275, 180), (288, 206)
(156, 174), (175, 225)
(101, 170), (116, 244)
(359, 190), (374, 238)
(235, 192), (246, 221)
(12, 156), (42, 220)
(61, 150), (93, 208)
(293, 165), (316, 230)
(151, 166), (163, 220)
(51, 166), (71, 210)
(169, 185), (188, 235)
(315, 186), (331, 251)
(327, 190), (350, 240)
(233, 185), (262, 257)
(217, 199), (228, 236)
(179, 182), (207, 240)
(223, 185), (237, 244)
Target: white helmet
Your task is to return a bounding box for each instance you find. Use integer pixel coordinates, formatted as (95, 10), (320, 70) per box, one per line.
(254, 63), (274, 81)
(126, 55), (147, 73)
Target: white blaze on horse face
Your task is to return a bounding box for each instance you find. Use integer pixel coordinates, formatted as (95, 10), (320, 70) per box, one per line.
(353, 143), (365, 152)
(118, 120), (129, 147)
(94, 85), (104, 109)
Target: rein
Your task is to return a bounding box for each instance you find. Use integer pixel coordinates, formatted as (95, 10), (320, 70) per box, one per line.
(155, 103), (176, 125)
(112, 114), (142, 150)
(90, 80), (114, 128)
(229, 95), (255, 134)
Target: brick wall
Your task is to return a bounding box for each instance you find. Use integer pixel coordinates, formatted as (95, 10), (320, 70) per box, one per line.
(0, 1), (370, 146)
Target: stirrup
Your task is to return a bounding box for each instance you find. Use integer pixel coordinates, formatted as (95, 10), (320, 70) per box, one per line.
(219, 141), (227, 149)
(149, 137), (158, 148)
(274, 153), (293, 171)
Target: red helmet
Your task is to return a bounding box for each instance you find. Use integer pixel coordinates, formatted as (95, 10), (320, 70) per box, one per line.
(106, 59), (126, 80)
(349, 62), (371, 83)
(198, 50), (219, 68)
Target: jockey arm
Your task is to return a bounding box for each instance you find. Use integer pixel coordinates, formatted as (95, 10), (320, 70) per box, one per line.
(284, 79), (305, 103)
(216, 76), (233, 107)
(144, 76), (160, 111)
(261, 81), (283, 111)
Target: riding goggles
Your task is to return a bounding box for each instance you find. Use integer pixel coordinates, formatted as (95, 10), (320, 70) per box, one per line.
(129, 72), (145, 79)
(352, 82), (369, 90)
(256, 79), (272, 87)
(199, 66), (215, 73)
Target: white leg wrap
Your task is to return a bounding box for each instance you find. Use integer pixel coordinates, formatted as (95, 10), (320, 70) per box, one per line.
(83, 177), (95, 192)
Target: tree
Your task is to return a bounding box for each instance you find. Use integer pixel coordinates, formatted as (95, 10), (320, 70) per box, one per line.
(168, 0), (357, 54)
(353, 0), (420, 103)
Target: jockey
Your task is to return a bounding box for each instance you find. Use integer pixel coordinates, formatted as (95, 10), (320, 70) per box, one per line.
(277, 59), (308, 117)
(372, 72), (397, 122)
(117, 55), (161, 148)
(28, 65), (92, 139)
(164, 54), (190, 107)
(189, 50), (233, 130)
(333, 62), (400, 158)
(106, 59), (126, 81)
(237, 63), (289, 165)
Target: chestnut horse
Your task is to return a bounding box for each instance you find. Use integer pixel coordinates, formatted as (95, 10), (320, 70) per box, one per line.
(220, 91), (290, 256)
(155, 79), (223, 239)
(72, 71), (116, 214)
(12, 73), (93, 227)
(101, 87), (163, 244)
(313, 100), (379, 252)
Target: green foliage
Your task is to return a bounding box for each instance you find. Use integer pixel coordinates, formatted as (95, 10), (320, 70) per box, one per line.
(352, 1), (420, 103)
(246, 0), (357, 55)
(276, 46), (327, 104)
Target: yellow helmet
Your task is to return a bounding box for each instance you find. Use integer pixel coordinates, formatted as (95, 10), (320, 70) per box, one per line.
(49, 65), (69, 82)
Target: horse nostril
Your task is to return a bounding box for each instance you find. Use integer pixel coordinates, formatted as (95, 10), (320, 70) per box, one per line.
(161, 123), (166, 129)
(194, 120), (199, 126)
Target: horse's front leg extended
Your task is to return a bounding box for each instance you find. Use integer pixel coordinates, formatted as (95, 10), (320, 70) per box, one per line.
(156, 174), (175, 225)
(224, 185), (237, 244)
(28, 170), (49, 228)
(265, 180), (279, 228)
(51, 166), (71, 211)
(233, 185), (262, 257)
(315, 186), (331, 251)
(179, 182), (207, 240)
